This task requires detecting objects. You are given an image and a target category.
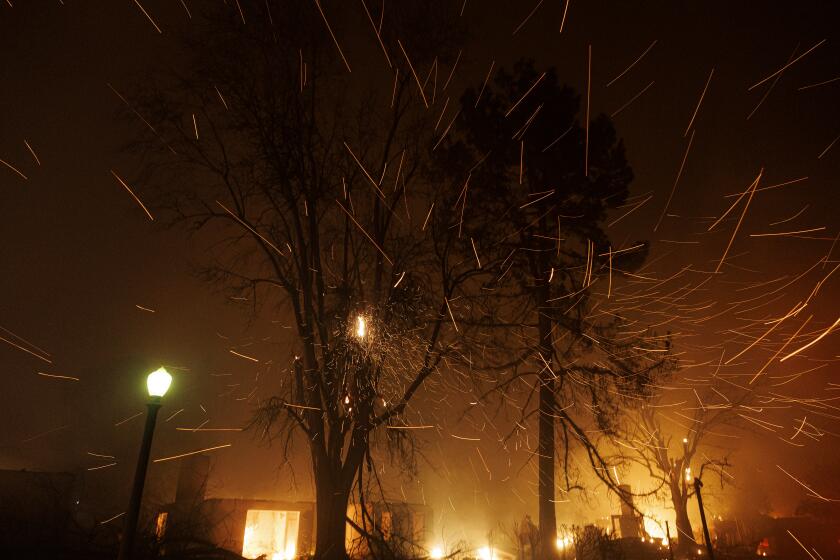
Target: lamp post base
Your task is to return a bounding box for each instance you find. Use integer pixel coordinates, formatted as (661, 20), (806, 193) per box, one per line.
(117, 400), (162, 560)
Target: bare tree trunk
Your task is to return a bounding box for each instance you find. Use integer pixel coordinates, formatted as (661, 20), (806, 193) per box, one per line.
(672, 485), (695, 557)
(536, 280), (558, 560)
(314, 469), (352, 560)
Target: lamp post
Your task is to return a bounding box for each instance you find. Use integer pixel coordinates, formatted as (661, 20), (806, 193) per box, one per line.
(118, 367), (172, 560)
(693, 477), (715, 560)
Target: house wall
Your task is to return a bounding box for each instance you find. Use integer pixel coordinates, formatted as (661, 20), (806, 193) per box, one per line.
(0, 469), (76, 547)
(159, 457), (432, 558)
(161, 498), (315, 556)
(347, 502), (433, 558)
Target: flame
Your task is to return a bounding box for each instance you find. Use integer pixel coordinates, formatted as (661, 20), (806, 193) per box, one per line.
(555, 536), (573, 549)
(643, 517), (666, 540)
(242, 510), (299, 560)
(271, 543), (296, 560)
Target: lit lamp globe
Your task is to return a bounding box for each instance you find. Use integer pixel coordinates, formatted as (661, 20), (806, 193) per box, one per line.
(118, 365), (173, 560)
(147, 367), (172, 399)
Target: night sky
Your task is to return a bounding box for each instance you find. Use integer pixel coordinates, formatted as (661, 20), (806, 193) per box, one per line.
(1, 0), (839, 543)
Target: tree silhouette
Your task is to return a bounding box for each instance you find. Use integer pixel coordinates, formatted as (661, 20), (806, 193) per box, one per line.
(438, 59), (665, 560)
(620, 372), (765, 557)
(125, 3), (467, 559)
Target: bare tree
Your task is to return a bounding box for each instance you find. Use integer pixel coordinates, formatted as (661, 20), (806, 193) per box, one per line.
(124, 3), (467, 559)
(620, 375), (743, 556)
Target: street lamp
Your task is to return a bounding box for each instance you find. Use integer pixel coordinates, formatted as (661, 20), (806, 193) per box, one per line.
(118, 366), (172, 560)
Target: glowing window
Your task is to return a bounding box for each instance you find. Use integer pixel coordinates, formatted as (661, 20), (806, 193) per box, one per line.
(242, 509), (300, 560)
(155, 512), (168, 540)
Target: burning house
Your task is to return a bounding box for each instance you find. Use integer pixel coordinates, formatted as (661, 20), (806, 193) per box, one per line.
(156, 456), (431, 559)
